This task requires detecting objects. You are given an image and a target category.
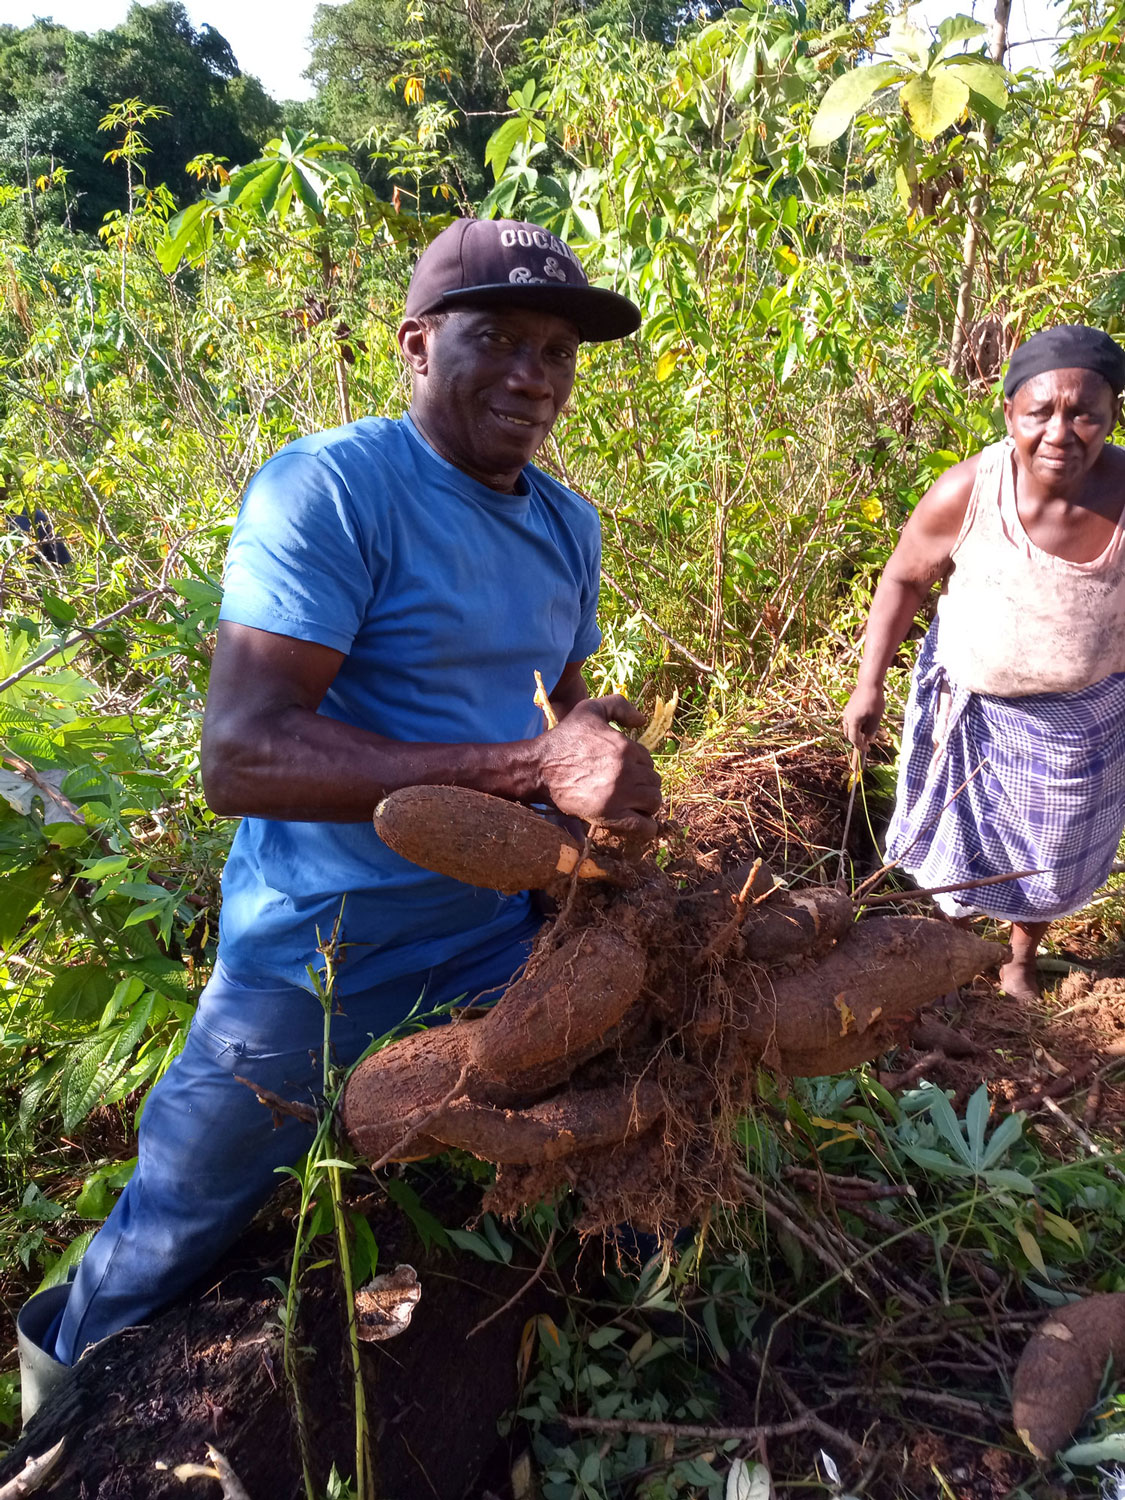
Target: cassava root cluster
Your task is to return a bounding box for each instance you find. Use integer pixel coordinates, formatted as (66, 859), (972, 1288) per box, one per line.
(340, 787), (1002, 1229)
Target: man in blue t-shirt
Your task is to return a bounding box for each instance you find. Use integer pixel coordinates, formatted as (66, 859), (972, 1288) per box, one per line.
(16, 218), (660, 1402)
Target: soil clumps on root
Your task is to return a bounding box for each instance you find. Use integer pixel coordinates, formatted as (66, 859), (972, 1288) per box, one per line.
(341, 787), (1003, 1237)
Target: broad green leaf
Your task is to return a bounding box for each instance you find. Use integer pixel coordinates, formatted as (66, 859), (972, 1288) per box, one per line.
(1061, 1434), (1125, 1465)
(808, 62), (906, 147)
(80, 854), (131, 882)
(0, 859), (53, 945)
(61, 1034), (123, 1130)
(920, 1084), (975, 1166)
(729, 37), (760, 101)
(485, 117), (531, 182)
(895, 1141), (969, 1176)
(1040, 1210), (1083, 1248)
(935, 14), (988, 56)
(41, 963), (113, 1025)
(156, 200), (212, 274)
(887, 14), (931, 68)
(587, 1325), (623, 1350)
(964, 1082), (990, 1165)
(350, 1211), (379, 1285)
(980, 1166), (1037, 1193)
(980, 1110), (1024, 1168)
(901, 70), (970, 140)
(379, 1177), (451, 1252)
(448, 1227), (500, 1262)
(19, 1056), (63, 1133)
(98, 975), (146, 1030)
(37, 1230), (96, 1291)
(944, 57), (1010, 111)
(122, 897), (177, 929)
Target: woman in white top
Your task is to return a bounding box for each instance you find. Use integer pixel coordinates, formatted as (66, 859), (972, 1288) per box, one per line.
(844, 325), (1125, 1002)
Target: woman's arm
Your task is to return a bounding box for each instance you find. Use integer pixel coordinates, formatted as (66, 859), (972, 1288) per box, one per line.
(843, 458), (978, 751)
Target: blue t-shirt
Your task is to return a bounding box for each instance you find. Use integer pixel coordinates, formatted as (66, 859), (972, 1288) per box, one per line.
(215, 414), (602, 993)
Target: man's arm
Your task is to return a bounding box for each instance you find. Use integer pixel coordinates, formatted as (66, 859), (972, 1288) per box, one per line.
(842, 458), (977, 751)
(201, 622), (661, 835)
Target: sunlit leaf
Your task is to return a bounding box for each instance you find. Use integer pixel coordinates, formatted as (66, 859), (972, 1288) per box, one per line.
(900, 70), (970, 141)
(808, 62), (906, 147)
(945, 56), (1010, 111)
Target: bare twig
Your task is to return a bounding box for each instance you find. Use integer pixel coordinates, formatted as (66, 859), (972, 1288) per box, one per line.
(836, 747), (862, 888)
(0, 586), (168, 696)
(0, 1440), (66, 1500)
(562, 1413), (846, 1443)
(366, 1064), (471, 1173)
(877, 1051), (947, 1091)
(827, 1383), (999, 1421)
(1010, 1062), (1097, 1113)
(1040, 1095), (1125, 1184)
(770, 1366), (868, 1461)
(468, 1227), (557, 1338)
(234, 1077), (318, 1126)
(858, 868), (1043, 907)
(784, 1166), (916, 1202)
(854, 762), (987, 900)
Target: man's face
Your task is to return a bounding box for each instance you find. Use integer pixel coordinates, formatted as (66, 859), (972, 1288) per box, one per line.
(1003, 367), (1121, 489)
(399, 305), (581, 492)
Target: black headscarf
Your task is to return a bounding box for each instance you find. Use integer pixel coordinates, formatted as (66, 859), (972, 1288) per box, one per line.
(1004, 324), (1125, 402)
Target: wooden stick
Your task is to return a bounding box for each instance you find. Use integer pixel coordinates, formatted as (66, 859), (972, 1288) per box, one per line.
(854, 762), (986, 900)
(1041, 1095), (1125, 1184)
(561, 1413), (851, 1444)
(858, 867), (1044, 907)
(836, 747), (863, 889)
(533, 670), (559, 730)
(0, 587), (167, 695)
(234, 1077), (318, 1126)
(0, 1440), (66, 1500)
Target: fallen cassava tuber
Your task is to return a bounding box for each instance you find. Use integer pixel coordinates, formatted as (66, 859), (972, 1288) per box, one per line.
(340, 786), (1005, 1227)
(1012, 1292), (1125, 1457)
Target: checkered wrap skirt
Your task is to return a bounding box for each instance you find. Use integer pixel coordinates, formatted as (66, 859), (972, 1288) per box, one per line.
(885, 621), (1125, 921)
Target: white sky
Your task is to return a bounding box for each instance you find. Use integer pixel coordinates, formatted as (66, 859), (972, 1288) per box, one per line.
(4, 0), (1065, 104)
(3, 0), (330, 100)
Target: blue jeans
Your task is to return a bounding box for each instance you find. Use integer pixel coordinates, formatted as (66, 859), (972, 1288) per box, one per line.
(51, 918), (540, 1363)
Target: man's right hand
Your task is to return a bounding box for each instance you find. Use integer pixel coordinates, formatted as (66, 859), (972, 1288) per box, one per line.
(842, 681), (885, 752)
(535, 694), (662, 839)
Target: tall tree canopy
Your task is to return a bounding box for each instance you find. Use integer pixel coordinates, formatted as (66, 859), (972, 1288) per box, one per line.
(0, 2), (281, 233)
(303, 0), (784, 199)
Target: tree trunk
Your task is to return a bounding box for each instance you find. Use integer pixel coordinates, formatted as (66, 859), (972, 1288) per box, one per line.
(946, 0), (1013, 377)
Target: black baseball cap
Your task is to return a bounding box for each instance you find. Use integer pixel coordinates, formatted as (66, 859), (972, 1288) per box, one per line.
(404, 218), (641, 343)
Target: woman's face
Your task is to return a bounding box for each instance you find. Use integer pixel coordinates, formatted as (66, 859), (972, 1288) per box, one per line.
(1003, 367), (1121, 489)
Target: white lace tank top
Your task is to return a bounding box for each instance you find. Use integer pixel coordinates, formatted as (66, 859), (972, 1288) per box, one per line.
(935, 438), (1125, 696)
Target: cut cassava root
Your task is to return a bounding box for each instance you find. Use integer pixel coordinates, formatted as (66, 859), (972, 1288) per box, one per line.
(1011, 1292), (1125, 1457)
(349, 786), (1004, 1228)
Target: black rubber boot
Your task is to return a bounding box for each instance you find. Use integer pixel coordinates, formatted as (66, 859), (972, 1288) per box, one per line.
(15, 1283), (70, 1425)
